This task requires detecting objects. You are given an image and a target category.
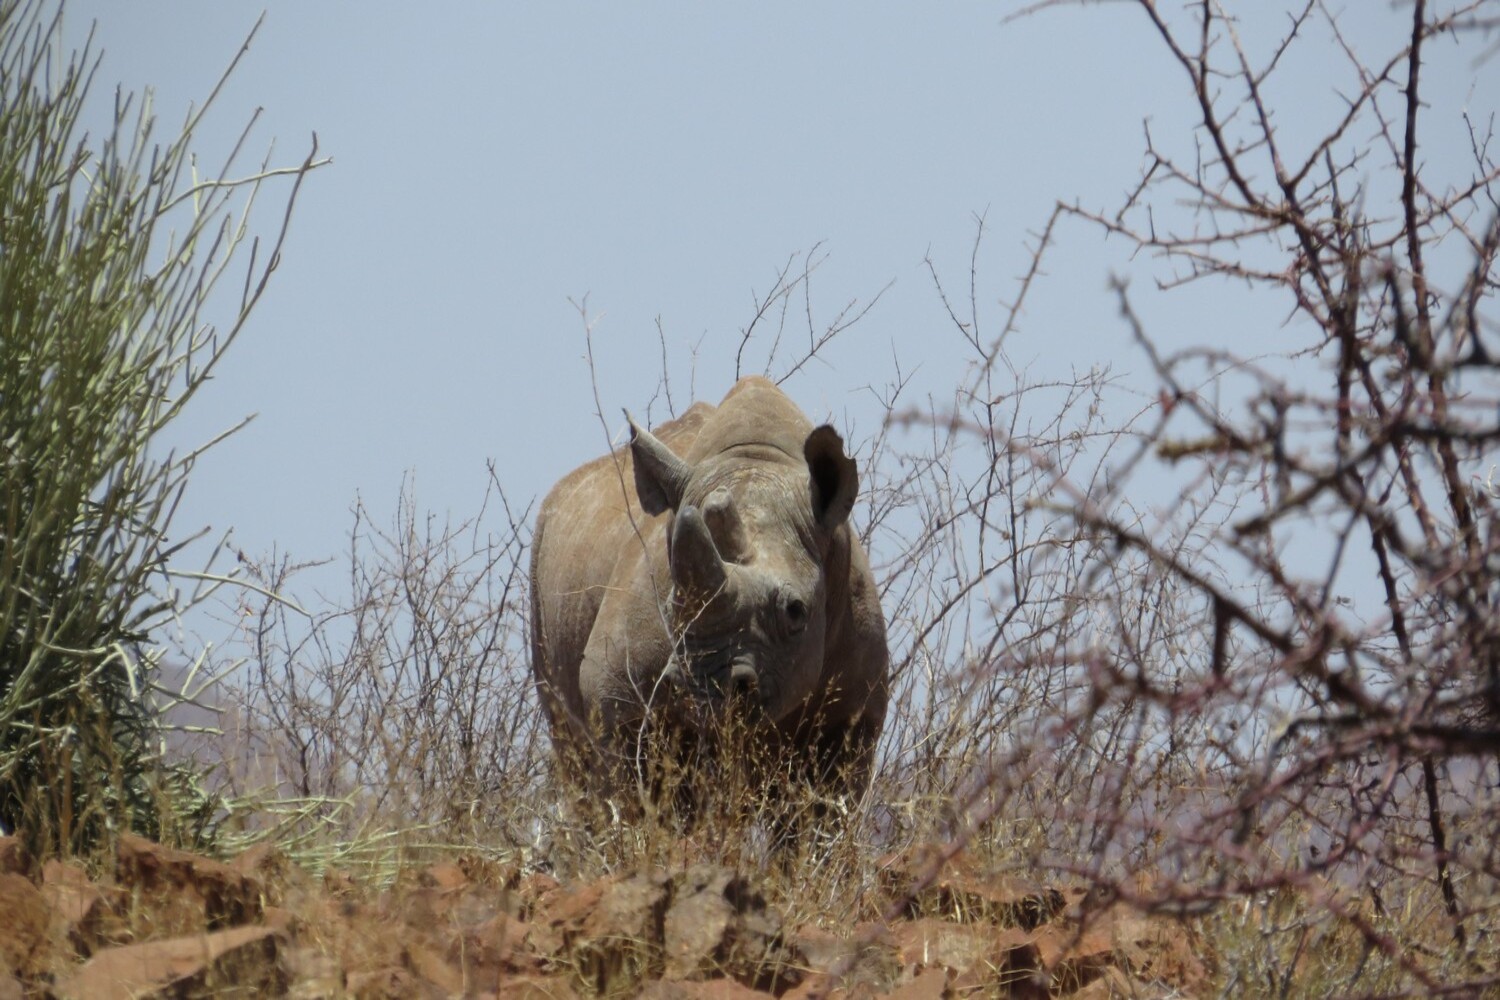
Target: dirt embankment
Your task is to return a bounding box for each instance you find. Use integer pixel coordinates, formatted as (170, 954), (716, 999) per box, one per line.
(0, 834), (1211, 998)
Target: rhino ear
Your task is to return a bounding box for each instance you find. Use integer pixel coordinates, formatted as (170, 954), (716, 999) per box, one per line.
(804, 424), (857, 530)
(627, 411), (692, 516)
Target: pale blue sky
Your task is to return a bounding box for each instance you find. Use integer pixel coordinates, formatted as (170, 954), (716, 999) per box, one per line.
(58, 3), (1499, 633)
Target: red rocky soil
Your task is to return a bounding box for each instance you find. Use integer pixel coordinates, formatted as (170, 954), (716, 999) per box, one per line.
(0, 834), (1212, 998)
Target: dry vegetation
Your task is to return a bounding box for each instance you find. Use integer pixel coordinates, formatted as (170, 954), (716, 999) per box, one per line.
(4, 1), (1500, 997)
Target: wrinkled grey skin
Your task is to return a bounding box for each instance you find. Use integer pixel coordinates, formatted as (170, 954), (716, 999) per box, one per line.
(530, 377), (889, 821)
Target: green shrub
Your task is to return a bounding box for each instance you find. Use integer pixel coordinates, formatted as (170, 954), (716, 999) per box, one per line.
(0, 0), (320, 858)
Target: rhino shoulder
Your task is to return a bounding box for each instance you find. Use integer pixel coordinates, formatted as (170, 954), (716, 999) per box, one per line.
(537, 402), (712, 523)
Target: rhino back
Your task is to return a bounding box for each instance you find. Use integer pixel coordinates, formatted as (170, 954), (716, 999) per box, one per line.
(683, 376), (815, 465)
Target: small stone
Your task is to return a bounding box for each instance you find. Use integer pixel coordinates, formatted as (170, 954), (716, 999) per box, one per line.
(51, 926), (286, 1000)
(0, 873), (49, 979)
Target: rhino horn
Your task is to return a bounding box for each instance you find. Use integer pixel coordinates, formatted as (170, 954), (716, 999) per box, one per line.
(701, 487), (748, 561)
(670, 504), (728, 600)
(804, 424), (858, 529)
(627, 411), (692, 515)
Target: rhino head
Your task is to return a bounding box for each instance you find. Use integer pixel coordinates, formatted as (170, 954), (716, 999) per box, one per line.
(626, 413), (857, 726)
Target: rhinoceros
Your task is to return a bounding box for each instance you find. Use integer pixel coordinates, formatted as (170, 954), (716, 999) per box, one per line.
(530, 376), (889, 826)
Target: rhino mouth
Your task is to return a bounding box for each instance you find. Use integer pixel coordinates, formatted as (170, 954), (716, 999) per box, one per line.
(662, 650), (769, 721)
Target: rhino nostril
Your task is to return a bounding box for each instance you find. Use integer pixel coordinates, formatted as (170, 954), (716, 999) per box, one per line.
(728, 662), (758, 698)
(784, 595), (808, 633)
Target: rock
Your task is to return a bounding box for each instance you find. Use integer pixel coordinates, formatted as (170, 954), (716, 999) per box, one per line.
(572, 872), (671, 992)
(0, 873), (49, 980)
(323, 866), (361, 899)
(403, 933), (466, 996)
(41, 859), (116, 957)
(663, 865), (801, 993)
(517, 871), (561, 910)
(892, 918), (1032, 975)
(316, 867), (538, 998)
(1069, 966), (1158, 999)
(261, 905), (300, 937)
(526, 877), (608, 959)
(640, 979), (773, 998)
(1012, 907), (1210, 997)
(449, 912), (539, 993)
(229, 841), (305, 909)
(395, 861), (514, 937)
(283, 944), (342, 998)
(114, 834), (261, 934)
(784, 923), (901, 998)
(455, 854), (525, 893)
(1029, 923), (1114, 993)
(528, 865), (803, 996)
(885, 967), (952, 999)
(0, 837), (28, 876)
(314, 902), (390, 991)
(1074, 909), (1211, 996)
(418, 861), (469, 892)
(887, 919), (1049, 997)
(51, 926), (287, 1000)
(346, 964), (445, 1000)
(0, 839), (1211, 1000)
(878, 845), (1065, 929)
(497, 974), (582, 998)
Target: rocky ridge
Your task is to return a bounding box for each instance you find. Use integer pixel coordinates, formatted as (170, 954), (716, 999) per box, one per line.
(0, 834), (1210, 998)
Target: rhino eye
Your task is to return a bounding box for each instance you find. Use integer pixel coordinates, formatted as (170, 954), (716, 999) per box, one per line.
(784, 596), (808, 633)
